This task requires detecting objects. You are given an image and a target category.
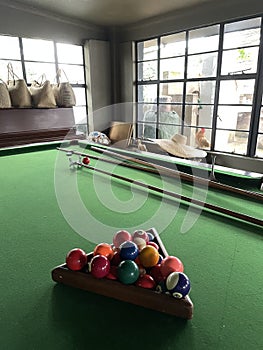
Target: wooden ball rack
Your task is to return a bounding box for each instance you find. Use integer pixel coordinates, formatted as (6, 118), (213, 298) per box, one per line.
(51, 228), (194, 319)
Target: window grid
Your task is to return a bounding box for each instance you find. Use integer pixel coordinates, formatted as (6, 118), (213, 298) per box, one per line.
(0, 34), (87, 133)
(136, 14), (263, 158)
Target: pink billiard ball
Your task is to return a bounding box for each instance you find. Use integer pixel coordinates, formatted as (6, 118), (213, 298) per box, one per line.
(90, 255), (110, 278)
(160, 256), (184, 279)
(113, 230), (132, 248)
(133, 229), (149, 242)
(66, 248), (87, 271)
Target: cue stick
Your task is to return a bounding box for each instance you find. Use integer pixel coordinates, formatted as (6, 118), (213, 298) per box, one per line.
(57, 147), (164, 176)
(72, 159), (263, 227)
(90, 146), (263, 202)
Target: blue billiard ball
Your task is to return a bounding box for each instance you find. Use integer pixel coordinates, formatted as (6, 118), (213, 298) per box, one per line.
(119, 241), (139, 260)
(166, 272), (191, 299)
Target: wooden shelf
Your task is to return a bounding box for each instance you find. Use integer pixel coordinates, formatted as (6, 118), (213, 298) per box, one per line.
(0, 108), (81, 147)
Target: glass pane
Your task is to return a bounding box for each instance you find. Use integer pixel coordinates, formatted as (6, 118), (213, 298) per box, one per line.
(188, 25), (220, 54)
(141, 122), (157, 139)
(160, 57), (185, 80)
(25, 62), (56, 83)
(72, 87), (86, 106)
(157, 123), (181, 139)
(1, 60), (23, 80)
(137, 84), (157, 103)
(160, 32), (186, 58)
(137, 61), (158, 81)
(187, 52), (217, 78)
(215, 130), (248, 154)
(73, 106), (87, 124)
(0, 36), (20, 59)
(221, 47), (259, 75)
(137, 103), (156, 121)
(218, 80), (255, 104)
(137, 39), (158, 61)
(217, 106), (252, 130)
(22, 38), (55, 62)
(256, 133), (263, 158)
(160, 82), (184, 101)
(58, 64), (85, 84)
(223, 18), (261, 49)
(185, 104), (213, 128)
(191, 127), (211, 148)
(186, 81), (216, 104)
(56, 43), (83, 64)
(259, 108), (263, 132)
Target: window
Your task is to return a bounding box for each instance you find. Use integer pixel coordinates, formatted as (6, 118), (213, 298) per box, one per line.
(136, 16), (263, 158)
(0, 35), (87, 135)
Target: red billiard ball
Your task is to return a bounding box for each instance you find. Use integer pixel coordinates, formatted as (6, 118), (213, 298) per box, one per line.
(66, 248), (87, 271)
(82, 157), (90, 165)
(135, 274), (156, 289)
(149, 264), (164, 284)
(90, 255), (110, 278)
(160, 256), (184, 279)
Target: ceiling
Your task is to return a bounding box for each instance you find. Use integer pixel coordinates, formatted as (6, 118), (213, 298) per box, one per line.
(7, 0), (216, 27)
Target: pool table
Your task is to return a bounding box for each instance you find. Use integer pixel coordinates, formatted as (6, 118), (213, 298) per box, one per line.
(0, 140), (262, 350)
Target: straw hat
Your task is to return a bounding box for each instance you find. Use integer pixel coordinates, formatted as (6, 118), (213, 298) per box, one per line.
(153, 134), (207, 159)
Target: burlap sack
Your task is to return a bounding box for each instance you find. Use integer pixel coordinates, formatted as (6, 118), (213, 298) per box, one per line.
(0, 79), (12, 108)
(30, 76), (57, 108)
(53, 69), (76, 107)
(7, 62), (31, 108)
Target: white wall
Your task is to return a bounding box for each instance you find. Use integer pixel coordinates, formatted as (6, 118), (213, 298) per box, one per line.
(84, 40), (112, 132)
(0, 1), (107, 44)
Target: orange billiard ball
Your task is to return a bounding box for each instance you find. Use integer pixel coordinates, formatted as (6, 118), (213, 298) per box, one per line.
(93, 242), (114, 260)
(139, 245), (159, 268)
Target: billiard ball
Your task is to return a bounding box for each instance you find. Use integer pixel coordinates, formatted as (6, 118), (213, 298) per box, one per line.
(146, 232), (154, 242)
(139, 245), (159, 268)
(133, 229), (149, 242)
(110, 251), (122, 266)
(106, 265), (118, 280)
(135, 274), (156, 289)
(82, 157), (90, 165)
(166, 272), (191, 299)
(149, 264), (164, 284)
(160, 256), (184, 278)
(90, 255), (110, 278)
(133, 237), (147, 251)
(113, 230), (132, 248)
(66, 248), (87, 271)
(119, 241), (139, 260)
(117, 260), (139, 284)
(147, 241), (159, 250)
(156, 280), (169, 294)
(93, 242), (114, 260)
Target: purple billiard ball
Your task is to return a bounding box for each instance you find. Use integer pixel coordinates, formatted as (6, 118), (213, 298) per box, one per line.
(166, 272), (191, 299)
(119, 240), (139, 260)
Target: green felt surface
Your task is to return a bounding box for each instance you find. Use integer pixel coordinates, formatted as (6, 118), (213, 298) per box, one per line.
(0, 143), (262, 350)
